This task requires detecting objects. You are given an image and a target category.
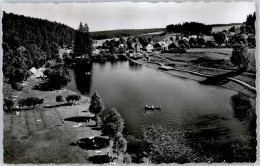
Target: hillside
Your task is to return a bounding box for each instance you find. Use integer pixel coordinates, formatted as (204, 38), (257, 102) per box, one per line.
(2, 12), (75, 48)
(90, 28), (165, 40)
(2, 12), (76, 89)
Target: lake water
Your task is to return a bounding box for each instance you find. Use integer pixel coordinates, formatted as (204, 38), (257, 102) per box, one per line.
(66, 60), (256, 160)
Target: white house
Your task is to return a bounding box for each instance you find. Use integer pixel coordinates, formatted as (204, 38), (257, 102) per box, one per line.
(29, 67), (37, 74)
(143, 43), (154, 52)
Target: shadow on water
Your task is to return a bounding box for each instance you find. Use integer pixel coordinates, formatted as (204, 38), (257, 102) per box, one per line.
(229, 92), (253, 122)
(70, 137), (110, 150)
(73, 62), (93, 95)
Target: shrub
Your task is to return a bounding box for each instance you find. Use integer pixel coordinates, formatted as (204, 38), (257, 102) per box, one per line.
(123, 153), (132, 164)
(56, 95), (63, 102)
(213, 32), (226, 46)
(65, 94), (81, 104)
(4, 97), (14, 112)
(18, 97), (43, 108)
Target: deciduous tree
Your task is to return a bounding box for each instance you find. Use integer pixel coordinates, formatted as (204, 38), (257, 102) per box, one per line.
(230, 43), (250, 72)
(102, 108), (124, 138)
(213, 32), (226, 46)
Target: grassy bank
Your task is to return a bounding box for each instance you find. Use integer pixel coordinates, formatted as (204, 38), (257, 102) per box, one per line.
(134, 48), (256, 97)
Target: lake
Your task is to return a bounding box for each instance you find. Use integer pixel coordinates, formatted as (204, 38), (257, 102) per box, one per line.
(66, 60), (256, 161)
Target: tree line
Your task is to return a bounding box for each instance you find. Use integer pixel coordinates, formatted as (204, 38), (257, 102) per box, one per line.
(166, 22), (212, 35)
(90, 28), (165, 40)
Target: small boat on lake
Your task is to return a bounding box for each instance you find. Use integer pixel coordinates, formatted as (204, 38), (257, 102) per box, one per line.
(145, 105), (161, 111)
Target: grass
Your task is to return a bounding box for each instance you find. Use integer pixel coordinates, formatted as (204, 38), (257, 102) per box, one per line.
(3, 75), (111, 164)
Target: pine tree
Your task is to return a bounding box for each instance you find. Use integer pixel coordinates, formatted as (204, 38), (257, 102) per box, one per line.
(89, 92), (105, 116)
(73, 22), (93, 59)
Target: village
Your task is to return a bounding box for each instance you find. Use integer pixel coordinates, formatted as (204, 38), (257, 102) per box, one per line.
(87, 26), (255, 60)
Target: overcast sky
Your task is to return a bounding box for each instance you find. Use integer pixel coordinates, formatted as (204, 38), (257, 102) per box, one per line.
(2, 2), (256, 32)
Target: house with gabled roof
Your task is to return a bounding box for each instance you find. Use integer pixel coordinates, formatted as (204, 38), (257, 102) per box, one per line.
(153, 42), (168, 51)
(143, 42), (154, 52)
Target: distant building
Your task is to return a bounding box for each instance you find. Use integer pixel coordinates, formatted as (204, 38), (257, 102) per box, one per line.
(130, 43), (143, 53)
(29, 67), (37, 75)
(168, 41), (179, 49)
(92, 49), (100, 55)
(203, 36), (217, 47)
(143, 43), (154, 52)
(153, 42), (168, 51)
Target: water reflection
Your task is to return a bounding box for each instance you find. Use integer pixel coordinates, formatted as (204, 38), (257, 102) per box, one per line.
(229, 92), (252, 122)
(129, 60), (142, 71)
(73, 62), (93, 95)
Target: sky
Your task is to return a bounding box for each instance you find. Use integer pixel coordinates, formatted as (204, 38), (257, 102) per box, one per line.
(2, 1), (256, 32)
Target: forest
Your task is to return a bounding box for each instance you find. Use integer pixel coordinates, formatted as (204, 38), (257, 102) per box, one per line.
(166, 22), (212, 35)
(2, 12), (75, 89)
(90, 28), (165, 40)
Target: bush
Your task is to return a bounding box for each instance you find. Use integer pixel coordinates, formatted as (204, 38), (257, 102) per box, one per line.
(65, 94), (81, 104)
(123, 153), (132, 164)
(56, 95), (63, 102)
(213, 32), (226, 46)
(197, 37), (206, 46)
(4, 97), (14, 112)
(18, 97), (44, 108)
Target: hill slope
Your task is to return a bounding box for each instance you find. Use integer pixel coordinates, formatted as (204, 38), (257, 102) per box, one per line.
(90, 28), (165, 40)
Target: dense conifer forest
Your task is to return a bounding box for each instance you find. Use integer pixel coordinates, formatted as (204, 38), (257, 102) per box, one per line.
(2, 12), (75, 89)
(90, 28), (165, 39)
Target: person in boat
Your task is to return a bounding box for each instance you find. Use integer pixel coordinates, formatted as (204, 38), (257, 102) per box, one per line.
(145, 105), (161, 111)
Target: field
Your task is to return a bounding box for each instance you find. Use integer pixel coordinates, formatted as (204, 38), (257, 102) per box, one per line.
(211, 24), (243, 33)
(3, 75), (111, 164)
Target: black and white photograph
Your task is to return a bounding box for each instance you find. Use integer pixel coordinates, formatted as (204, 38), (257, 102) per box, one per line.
(2, 1), (257, 164)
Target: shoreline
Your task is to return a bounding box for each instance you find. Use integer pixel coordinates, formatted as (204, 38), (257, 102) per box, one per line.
(129, 58), (256, 98)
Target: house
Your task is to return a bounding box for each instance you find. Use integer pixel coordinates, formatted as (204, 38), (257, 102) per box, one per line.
(130, 43), (143, 53)
(29, 67), (37, 75)
(143, 43), (154, 52)
(168, 41), (179, 49)
(92, 49), (100, 55)
(153, 42), (168, 51)
(203, 36), (217, 47)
